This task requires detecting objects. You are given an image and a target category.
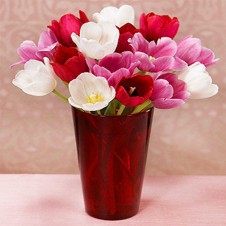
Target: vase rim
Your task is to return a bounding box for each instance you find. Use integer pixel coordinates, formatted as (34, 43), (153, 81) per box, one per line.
(72, 107), (154, 118)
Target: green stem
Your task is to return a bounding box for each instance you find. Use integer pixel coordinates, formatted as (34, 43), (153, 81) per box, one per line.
(104, 100), (118, 116)
(117, 104), (126, 116)
(131, 100), (152, 115)
(63, 81), (69, 88)
(52, 89), (68, 102)
(104, 103), (112, 116)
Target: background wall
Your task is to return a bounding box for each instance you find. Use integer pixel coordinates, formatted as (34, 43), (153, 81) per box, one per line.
(0, 0), (225, 175)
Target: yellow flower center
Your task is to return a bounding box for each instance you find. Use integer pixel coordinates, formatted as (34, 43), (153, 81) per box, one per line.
(150, 56), (155, 62)
(87, 93), (104, 104)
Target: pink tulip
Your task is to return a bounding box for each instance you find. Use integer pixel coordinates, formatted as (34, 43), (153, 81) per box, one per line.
(130, 33), (187, 73)
(36, 29), (58, 59)
(151, 73), (190, 109)
(86, 51), (140, 88)
(12, 29), (58, 67)
(176, 36), (218, 67)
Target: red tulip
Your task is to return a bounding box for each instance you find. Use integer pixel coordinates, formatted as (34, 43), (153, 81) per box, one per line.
(140, 12), (179, 42)
(115, 23), (141, 53)
(48, 11), (89, 47)
(116, 74), (154, 107)
(51, 45), (88, 83)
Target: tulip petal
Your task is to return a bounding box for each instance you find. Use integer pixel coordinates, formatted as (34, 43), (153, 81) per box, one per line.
(68, 79), (88, 105)
(68, 97), (82, 109)
(80, 22), (102, 41)
(60, 14), (82, 46)
(149, 37), (177, 57)
(130, 33), (150, 54)
(191, 84), (218, 99)
(13, 70), (33, 89)
(17, 41), (39, 61)
(51, 63), (75, 83)
(92, 65), (112, 80)
(151, 79), (173, 99)
(86, 58), (98, 71)
(108, 68), (131, 87)
(24, 60), (47, 72)
(118, 5), (135, 26)
(176, 36), (202, 64)
(116, 86), (145, 106)
(71, 33), (80, 48)
(93, 7), (118, 24)
(98, 53), (122, 72)
(198, 47), (219, 67)
(152, 56), (174, 72)
(134, 52), (153, 71)
(172, 57), (188, 71)
(38, 29), (58, 49)
(22, 80), (54, 96)
(93, 5), (134, 27)
(82, 100), (109, 111)
(178, 62), (218, 99)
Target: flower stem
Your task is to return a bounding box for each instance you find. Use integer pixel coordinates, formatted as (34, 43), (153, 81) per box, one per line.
(104, 102), (112, 116)
(104, 100), (118, 116)
(117, 104), (126, 116)
(131, 100), (152, 114)
(52, 89), (68, 102)
(63, 81), (69, 88)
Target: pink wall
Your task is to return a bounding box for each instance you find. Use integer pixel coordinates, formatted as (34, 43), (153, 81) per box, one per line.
(0, 0), (226, 175)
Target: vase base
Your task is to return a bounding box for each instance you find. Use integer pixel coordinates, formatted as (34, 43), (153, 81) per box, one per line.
(86, 208), (139, 221)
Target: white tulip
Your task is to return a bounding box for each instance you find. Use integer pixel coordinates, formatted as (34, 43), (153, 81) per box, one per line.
(12, 58), (57, 96)
(178, 62), (218, 99)
(93, 5), (135, 27)
(71, 22), (119, 60)
(68, 72), (115, 111)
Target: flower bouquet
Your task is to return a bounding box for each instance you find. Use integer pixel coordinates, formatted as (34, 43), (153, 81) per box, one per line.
(12, 4), (218, 220)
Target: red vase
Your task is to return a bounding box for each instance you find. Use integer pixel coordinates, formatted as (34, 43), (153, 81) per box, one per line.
(71, 107), (154, 220)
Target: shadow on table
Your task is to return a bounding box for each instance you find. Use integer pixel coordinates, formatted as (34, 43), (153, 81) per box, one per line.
(139, 198), (152, 213)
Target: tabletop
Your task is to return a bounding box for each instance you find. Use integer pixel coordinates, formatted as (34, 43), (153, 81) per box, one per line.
(0, 175), (226, 226)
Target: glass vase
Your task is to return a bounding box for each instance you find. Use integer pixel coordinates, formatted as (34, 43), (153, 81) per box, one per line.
(71, 107), (154, 220)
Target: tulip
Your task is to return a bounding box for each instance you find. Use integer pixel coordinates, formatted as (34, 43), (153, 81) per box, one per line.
(86, 51), (140, 88)
(12, 29), (58, 67)
(116, 74), (154, 107)
(12, 58), (57, 96)
(68, 72), (115, 111)
(48, 11), (89, 47)
(177, 62), (218, 99)
(51, 45), (88, 83)
(93, 5), (134, 27)
(176, 36), (219, 67)
(150, 73), (190, 109)
(36, 29), (59, 59)
(115, 23), (141, 53)
(140, 12), (179, 42)
(130, 33), (187, 73)
(71, 22), (119, 59)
